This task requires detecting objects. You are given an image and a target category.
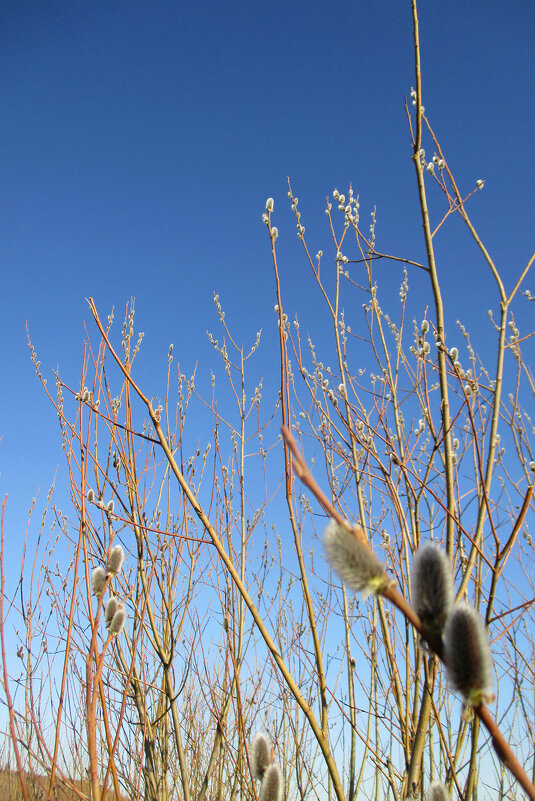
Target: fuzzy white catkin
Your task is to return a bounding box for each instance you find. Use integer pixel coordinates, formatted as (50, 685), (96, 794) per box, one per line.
(109, 607), (126, 635)
(323, 520), (389, 599)
(443, 603), (494, 706)
(91, 567), (106, 597)
(108, 544), (124, 576)
(259, 764), (283, 801)
(412, 543), (453, 636)
(105, 597), (118, 628)
(251, 732), (271, 780)
(427, 783), (450, 801)
(87, 489), (95, 503)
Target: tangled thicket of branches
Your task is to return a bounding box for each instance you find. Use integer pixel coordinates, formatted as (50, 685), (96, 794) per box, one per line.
(1, 3), (534, 801)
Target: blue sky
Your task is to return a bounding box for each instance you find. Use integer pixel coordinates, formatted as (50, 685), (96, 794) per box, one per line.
(1, 1), (534, 572)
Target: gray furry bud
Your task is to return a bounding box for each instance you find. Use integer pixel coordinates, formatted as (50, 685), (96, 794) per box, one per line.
(106, 499), (115, 514)
(251, 732), (271, 781)
(91, 567), (106, 597)
(87, 489), (95, 503)
(107, 544), (124, 575)
(426, 783), (450, 801)
(412, 543), (453, 636)
(259, 764), (283, 801)
(105, 597), (118, 628)
(443, 603), (494, 706)
(323, 520), (390, 599)
(109, 607), (126, 635)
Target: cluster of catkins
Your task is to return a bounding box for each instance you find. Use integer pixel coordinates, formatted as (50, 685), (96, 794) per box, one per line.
(323, 521), (494, 799)
(412, 541), (494, 707)
(323, 522), (494, 708)
(250, 732), (283, 801)
(91, 544), (127, 636)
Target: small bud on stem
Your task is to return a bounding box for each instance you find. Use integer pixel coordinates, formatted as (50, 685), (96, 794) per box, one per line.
(323, 520), (390, 599)
(108, 544), (124, 576)
(259, 764), (283, 801)
(105, 597), (118, 628)
(412, 543), (453, 637)
(251, 732), (271, 781)
(91, 567), (106, 598)
(109, 606), (126, 635)
(427, 783), (450, 801)
(444, 603), (494, 706)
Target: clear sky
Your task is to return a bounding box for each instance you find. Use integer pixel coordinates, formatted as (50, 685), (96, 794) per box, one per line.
(1, 1), (534, 567)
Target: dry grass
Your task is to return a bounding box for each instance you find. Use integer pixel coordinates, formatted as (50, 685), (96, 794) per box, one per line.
(0, 770), (128, 801)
